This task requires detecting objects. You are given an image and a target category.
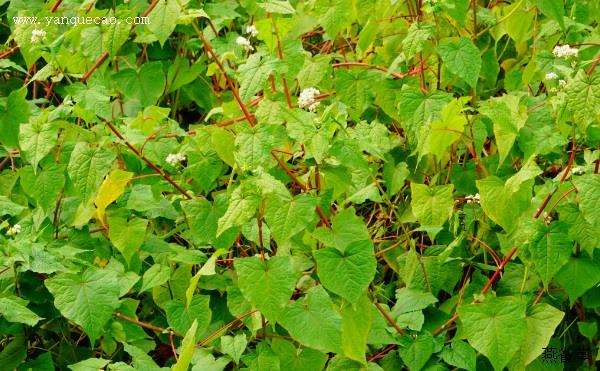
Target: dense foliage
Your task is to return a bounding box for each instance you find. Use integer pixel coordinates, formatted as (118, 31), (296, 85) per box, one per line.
(1, 0), (600, 370)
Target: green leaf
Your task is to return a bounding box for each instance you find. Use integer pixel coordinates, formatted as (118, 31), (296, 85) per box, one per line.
(318, 0), (353, 38)
(313, 208), (370, 252)
(172, 319), (198, 371)
(398, 332), (434, 371)
(237, 54), (280, 103)
(0, 296), (43, 326)
(258, 0), (295, 14)
(314, 240), (376, 304)
(264, 193), (318, 244)
(531, 0), (565, 28)
(147, 0), (180, 46)
(45, 267), (121, 341)
(217, 183), (260, 236)
(18, 120), (55, 172)
(476, 162), (540, 232)
(19, 163), (65, 212)
(140, 264), (171, 293)
(270, 338), (328, 371)
(402, 23), (433, 61)
(234, 124), (287, 171)
(555, 252), (600, 303)
(0, 88), (29, 148)
(438, 37), (481, 87)
(279, 285), (343, 353)
(529, 221), (572, 287)
(107, 215), (148, 265)
(340, 295), (371, 363)
(566, 70), (600, 127)
(182, 196), (239, 249)
(457, 296), (527, 371)
(221, 334), (248, 364)
(383, 161), (409, 196)
(410, 183), (454, 235)
(509, 303), (564, 369)
(440, 340), (476, 371)
(68, 358), (110, 371)
(479, 95), (528, 166)
(417, 99), (468, 162)
(165, 295), (211, 336)
(234, 256), (297, 322)
(335, 69), (374, 117)
(0, 196), (25, 216)
(574, 174), (600, 225)
(67, 142), (116, 204)
(113, 62), (166, 107)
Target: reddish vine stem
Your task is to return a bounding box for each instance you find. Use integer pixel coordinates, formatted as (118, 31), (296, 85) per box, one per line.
(269, 14), (293, 108)
(196, 309), (257, 348)
(369, 292), (405, 336)
(0, 46), (19, 60)
(332, 62), (423, 80)
(533, 142), (577, 219)
(142, 0), (160, 17)
(102, 119), (193, 199)
(169, 331), (178, 361)
(270, 150), (330, 227)
(49, 0), (63, 13)
(432, 246), (517, 336)
(193, 23), (255, 127)
(81, 51), (109, 83)
(113, 312), (174, 334)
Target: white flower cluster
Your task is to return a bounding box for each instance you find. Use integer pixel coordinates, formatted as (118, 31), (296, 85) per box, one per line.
(236, 36), (254, 52)
(545, 72), (558, 80)
(464, 193), (480, 204)
(543, 212), (552, 224)
(298, 87), (321, 112)
(558, 79), (567, 87)
(552, 44), (578, 58)
(166, 153), (186, 166)
(6, 224), (21, 236)
(246, 24), (258, 38)
(571, 166), (585, 175)
(31, 29), (46, 44)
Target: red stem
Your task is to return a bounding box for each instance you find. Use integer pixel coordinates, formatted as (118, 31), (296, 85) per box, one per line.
(0, 46), (19, 60)
(49, 0), (63, 13)
(332, 62), (423, 80)
(102, 119), (193, 200)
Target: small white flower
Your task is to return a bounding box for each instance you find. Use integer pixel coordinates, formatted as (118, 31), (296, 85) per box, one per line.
(166, 153), (186, 166)
(465, 193), (480, 204)
(552, 44), (578, 58)
(63, 97), (74, 107)
(558, 79), (567, 88)
(246, 25), (258, 38)
(571, 166), (585, 175)
(543, 212), (552, 224)
(31, 29), (46, 44)
(236, 36), (254, 51)
(545, 72), (558, 80)
(298, 87), (321, 112)
(6, 224), (21, 236)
